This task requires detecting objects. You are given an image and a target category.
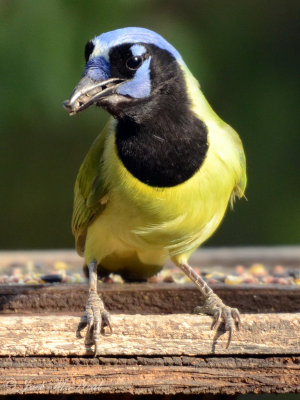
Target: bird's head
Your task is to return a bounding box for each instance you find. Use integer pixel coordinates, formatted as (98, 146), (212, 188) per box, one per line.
(63, 27), (187, 120)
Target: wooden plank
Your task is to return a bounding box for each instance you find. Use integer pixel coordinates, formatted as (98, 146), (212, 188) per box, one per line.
(0, 283), (299, 314)
(0, 356), (299, 395)
(0, 313), (299, 357)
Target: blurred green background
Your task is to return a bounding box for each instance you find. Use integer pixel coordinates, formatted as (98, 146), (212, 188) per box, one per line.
(0, 0), (299, 250)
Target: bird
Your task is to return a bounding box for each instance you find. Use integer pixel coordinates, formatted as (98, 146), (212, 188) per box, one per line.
(63, 27), (246, 356)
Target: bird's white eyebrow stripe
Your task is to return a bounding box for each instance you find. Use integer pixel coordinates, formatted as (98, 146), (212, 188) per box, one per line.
(93, 43), (147, 61)
(130, 44), (146, 57)
(93, 41), (110, 61)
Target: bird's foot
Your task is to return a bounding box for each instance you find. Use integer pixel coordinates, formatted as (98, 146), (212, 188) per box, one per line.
(77, 288), (112, 357)
(194, 292), (240, 348)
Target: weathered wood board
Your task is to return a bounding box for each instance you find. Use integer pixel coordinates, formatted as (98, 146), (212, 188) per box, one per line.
(0, 313), (299, 356)
(0, 313), (299, 395)
(0, 356), (299, 396)
(1, 283), (299, 314)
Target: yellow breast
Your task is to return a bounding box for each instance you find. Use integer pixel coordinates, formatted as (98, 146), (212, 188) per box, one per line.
(100, 119), (239, 260)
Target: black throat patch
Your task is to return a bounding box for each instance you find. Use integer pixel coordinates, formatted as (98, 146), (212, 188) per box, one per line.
(116, 116), (208, 187)
(115, 45), (208, 188)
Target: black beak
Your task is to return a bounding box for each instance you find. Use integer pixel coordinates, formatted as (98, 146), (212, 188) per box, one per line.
(63, 75), (125, 115)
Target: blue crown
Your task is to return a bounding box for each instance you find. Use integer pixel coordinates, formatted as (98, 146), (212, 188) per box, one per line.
(93, 27), (183, 62)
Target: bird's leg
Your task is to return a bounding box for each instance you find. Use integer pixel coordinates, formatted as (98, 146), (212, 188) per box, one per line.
(178, 262), (240, 347)
(77, 260), (112, 357)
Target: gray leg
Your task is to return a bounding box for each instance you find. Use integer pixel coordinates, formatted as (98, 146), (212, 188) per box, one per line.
(77, 260), (112, 356)
(178, 262), (240, 348)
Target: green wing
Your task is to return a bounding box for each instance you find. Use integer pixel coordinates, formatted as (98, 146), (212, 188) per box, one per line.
(72, 124), (109, 255)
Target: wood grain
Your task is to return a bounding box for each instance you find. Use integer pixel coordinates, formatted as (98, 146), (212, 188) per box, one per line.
(0, 356), (299, 395)
(0, 313), (299, 357)
(1, 283), (299, 314)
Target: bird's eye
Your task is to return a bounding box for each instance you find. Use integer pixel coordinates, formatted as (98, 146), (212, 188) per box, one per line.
(126, 55), (143, 70)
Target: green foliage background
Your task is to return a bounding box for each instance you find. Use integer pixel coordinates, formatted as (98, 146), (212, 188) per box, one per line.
(0, 0), (299, 249)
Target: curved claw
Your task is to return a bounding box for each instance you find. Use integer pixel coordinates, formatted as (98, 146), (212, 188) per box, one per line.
(226, 327), (232, 349)
(101, 310), (113, 335)
(225, 308), (240, 348)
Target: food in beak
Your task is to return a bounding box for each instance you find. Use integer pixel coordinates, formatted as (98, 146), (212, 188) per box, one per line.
(63, 77), (125, 115)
